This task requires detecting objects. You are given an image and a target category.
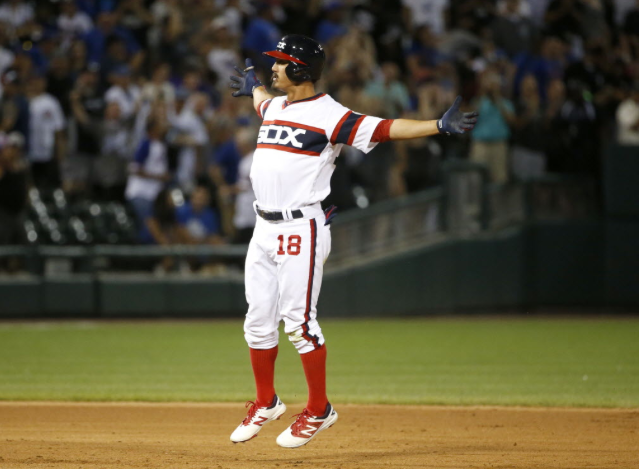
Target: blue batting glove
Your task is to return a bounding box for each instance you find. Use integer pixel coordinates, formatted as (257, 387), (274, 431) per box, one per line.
(229, 58), (264, 97)
(324, 205), (338, 226)
(437, 96), (479, 135)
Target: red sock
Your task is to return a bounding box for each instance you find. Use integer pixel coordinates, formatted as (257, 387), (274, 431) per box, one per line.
(300, 344), (328, 416)
(249, 346), (278, 407)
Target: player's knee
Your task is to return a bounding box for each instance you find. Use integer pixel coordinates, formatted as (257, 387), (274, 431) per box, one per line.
(243, 322), (279, 349)
(286, 327), (324, 354)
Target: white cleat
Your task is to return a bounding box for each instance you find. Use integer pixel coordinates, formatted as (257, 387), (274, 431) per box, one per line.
(276, 403), (338, 448)
(230, 395), (286, 443)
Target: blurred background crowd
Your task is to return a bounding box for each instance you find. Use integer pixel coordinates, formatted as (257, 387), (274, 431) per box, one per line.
(0, 0), (638, 255)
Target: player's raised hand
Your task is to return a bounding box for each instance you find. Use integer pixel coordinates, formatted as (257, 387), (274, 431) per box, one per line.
(437, 96), (479, 135)
(229, 58), (264, 97)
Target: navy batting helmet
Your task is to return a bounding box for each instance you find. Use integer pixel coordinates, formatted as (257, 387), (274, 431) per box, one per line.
(263, 35), (325, 84)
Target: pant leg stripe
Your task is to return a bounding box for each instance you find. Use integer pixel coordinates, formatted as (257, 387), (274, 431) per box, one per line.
(302, 218), (320, 349)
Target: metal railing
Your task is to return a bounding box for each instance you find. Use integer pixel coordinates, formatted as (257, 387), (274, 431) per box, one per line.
(328, 188), (445, 267)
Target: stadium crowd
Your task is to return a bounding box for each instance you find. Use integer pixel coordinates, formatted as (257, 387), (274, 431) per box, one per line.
(0, 0), (638, 251)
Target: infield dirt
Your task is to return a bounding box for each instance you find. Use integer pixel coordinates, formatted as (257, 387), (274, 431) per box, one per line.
(0, 402), (637, 469)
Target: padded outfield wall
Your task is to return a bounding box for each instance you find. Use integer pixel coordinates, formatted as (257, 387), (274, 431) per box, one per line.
(0, 218), (636, 317)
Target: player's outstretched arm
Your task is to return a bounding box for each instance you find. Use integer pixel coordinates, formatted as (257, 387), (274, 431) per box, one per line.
(229, 58), (275, 113)
(389, 96), (478, 140)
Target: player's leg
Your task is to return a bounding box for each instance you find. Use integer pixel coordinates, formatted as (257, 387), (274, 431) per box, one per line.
(274, 214), (337, 448)
(231, 222), (285, 443)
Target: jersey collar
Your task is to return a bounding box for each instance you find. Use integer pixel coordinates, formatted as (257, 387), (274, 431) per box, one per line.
(283, 93), (326, 108)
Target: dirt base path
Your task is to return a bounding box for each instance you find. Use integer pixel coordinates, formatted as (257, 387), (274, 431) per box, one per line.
(0, 403), (637, 469)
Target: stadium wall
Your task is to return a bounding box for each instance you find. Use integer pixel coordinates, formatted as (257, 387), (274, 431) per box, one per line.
(0, 219), (636, 317)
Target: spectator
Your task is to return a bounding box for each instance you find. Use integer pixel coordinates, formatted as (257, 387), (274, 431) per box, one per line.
(65, 66), (105, 196)
(170, 89), (209, 194)
(176, 183), (223, 245)
(512, 74), (546, 179)
(116, 0), (153, 48)
(470, 71), (515, 184)
(364, 62), (411, 119)
(549, 79), (599, 174)
(104, 65), (140, 120)
(83, 12), (141, 68)
(315, 2), (348, 46)
(0, 29), (14, 79)
(405, 25), (445, 85)
(513, 35), (566, 101)
(140, 62), (175, 114)
(0, 0), (34, 39)
(145, 188), (190, 245)
(57, 0), (93, 48)
(241, 3), (281, 72)
(47, 55), (74, 116)
(0, 131), (28, 246)
(0, 70), (29, 137)
(94, 101), (131, 200)
(125, 119), (171, 242)
(616, 85), (639, 146)
(26, 73), (66, 191)
(491, 0), (538, 58)
(402, 0), (449, 37)
(205, 18), (241, 91)
(232, 147), (255, 244)
(209, 125), (255, 237)
(138, 188), (189, 272)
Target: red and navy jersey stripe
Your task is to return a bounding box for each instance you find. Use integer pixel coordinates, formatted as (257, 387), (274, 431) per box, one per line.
(301, 218), (321, 349)
(257, 99), (272, 119)
(330, 110), (366, 146)
(257, 120), (328, 156)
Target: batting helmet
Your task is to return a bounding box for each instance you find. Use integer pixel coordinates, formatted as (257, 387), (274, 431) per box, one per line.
(263, 35), (325, 84)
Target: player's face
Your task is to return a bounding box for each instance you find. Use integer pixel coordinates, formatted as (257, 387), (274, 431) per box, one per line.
(271, 59), (294, 91)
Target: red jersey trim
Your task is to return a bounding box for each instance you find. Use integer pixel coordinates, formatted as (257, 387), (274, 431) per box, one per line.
(262, 120), (325, 134)
(256, 99), (272, 119)
(371, 119), (393, 143)
(256, 143), (321, 156)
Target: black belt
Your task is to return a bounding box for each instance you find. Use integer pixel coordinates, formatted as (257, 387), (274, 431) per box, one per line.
(256, 207), (304, 221)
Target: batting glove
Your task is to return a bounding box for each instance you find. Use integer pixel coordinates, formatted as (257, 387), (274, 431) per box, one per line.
(437, 96), (479, 135)
(229, 58), (263, 97)
(324, 205), (338, 226)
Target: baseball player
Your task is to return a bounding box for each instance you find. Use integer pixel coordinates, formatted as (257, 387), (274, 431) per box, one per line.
(228, 35), (478, 448)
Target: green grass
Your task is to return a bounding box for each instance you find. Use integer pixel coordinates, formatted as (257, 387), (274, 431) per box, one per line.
(0, 318), (637, 407)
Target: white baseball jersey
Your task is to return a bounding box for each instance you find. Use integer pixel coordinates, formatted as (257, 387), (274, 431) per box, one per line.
(125, 138), (168, 202)
(28, 93), (65, 162)
(252, 93), (383, 209)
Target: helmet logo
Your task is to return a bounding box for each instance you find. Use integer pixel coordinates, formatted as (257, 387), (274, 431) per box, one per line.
(277, 41), (286, 49)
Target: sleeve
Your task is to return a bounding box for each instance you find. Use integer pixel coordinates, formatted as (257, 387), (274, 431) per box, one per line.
(329, 108), (383, 154)
(371, 119), (393, 143)
(193, 120), (208, 145)
(256, 99), (272, 119)
(133, 139), (151, 166)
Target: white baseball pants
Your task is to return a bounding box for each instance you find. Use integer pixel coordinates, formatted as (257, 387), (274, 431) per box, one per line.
(244, 210), (331, 354)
